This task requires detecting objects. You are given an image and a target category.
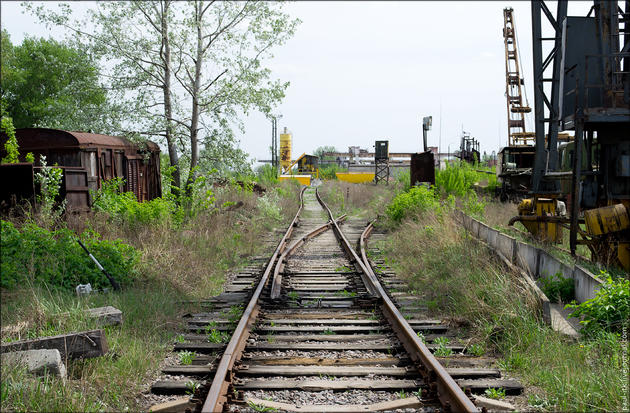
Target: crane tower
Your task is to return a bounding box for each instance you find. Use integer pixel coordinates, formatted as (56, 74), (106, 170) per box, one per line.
(503, 8), (534, 146)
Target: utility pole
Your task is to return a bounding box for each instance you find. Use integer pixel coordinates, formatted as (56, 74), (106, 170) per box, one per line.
(271, 115), (283, 172)
(271, 117), (277, 170)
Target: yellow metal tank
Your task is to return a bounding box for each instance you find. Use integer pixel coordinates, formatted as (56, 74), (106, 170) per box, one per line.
(279, 127), (292, 173)
(584, 204), (630, 236)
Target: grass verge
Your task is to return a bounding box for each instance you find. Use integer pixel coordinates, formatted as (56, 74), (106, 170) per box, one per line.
(378, 210), (627, 412)
(0, 181), (301, 412)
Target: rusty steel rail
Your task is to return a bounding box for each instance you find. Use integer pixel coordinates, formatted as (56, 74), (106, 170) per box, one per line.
(201, 187), (307, 413)
(359, 221), (479, 413)
(270, 214), (347, 300)
(314, 189), (378, 296)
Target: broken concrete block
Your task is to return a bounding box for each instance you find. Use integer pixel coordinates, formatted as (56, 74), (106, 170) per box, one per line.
(474, 395), (515, 411)
(1, 349), (67, 379)
(86, 306), (123, 326)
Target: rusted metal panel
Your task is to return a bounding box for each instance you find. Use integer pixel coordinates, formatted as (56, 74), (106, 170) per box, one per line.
(410, 152), (435, 186)
(1, 128), (162, 207)
(61, 168), (91, 213)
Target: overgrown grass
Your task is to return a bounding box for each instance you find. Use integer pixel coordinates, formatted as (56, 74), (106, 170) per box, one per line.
(380, 210), (627, 411)
(317, 180), (395, 219)
(1, 284), (183, 412)
(436, 161), (498, 196)
(318, 164), (347, 180)
(0, 179), (301, 412)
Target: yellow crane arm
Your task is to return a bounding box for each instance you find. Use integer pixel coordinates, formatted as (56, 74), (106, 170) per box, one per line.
(283, 152), (306, 174)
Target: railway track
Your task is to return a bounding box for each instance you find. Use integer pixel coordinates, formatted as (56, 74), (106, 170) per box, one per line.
(149, 187), (522, 412)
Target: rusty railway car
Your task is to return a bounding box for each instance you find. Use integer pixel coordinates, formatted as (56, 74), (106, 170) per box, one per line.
(1, 128), (161, 212)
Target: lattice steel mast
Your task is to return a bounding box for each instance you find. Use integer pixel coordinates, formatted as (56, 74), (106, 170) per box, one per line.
(503, 8), (534, 146)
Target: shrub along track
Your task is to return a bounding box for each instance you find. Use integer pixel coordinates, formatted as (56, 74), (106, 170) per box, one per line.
(148, 187), (522, 412)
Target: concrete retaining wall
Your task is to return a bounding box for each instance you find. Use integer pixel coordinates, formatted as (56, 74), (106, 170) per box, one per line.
(573, 265), (603, 303)
(459, 211), (603, 303)
(496, 233), (516, 263)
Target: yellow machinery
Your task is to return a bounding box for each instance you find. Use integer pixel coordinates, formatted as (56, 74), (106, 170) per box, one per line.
(336, 172), (375, 184)
(279, 128), (292, 174)
(508, 1), (630, 271)
(279, 175), (311, 186)
(512, 197), (630, 270)
(512, 197), (563, 242)
(583, 204), (630, 270)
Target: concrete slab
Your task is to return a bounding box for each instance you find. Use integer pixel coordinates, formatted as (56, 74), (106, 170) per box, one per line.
(515, 242), (540, 277)
(471, 219), (480, 238)
(474, 395), (515, 411)
(573, 265), (603, 303)
(538, 251), (573, 279)
(86, 306), (123, 326)
(478, 223), (489, 243)
(550, 303), (580, 339)
(486, 228), (499, 249)
(496, 233), (516, 264)
(463, 214), (471, 231)
(1, 349), (67, 379)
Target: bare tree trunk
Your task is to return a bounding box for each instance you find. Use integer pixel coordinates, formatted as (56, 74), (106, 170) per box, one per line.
(161, 0), (181, 198)
(185, 0), (204, 198)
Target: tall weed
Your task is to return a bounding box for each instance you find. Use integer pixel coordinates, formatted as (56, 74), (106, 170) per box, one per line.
(436, 161), (497, 196)
(566, 274), (629, 337)
(0, 220), (138, 290)
(386, 186), (440, 223)
(382, 212), (626, 411)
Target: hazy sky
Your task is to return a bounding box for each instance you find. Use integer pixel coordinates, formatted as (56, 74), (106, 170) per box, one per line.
(1, 1), (591, 163)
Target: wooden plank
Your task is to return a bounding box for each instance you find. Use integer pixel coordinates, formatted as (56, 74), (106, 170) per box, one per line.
(444, 368), (501, 378)
(236, 378), (420, 391)
(0, 329), (107, 360)
(149, 397), (195, 412)
(457, 378), (524, 395)
(256, 326), (384, 333)
(264, 319), (385, 325)
(473, 395), (516, 411)
(255, 325), (446, 333)
(162, 365), (215, 375)
(249, 342), (397, 351)
(259, 318), (441, 325)
(173, 343), (226, 352)
(243, 356), (405, 366)
(151, 380), (199, 395)
(244, 396), (422, 412)
(257, 334), (390, 342)
(261, 312), (372, 320)
(239, 365), (413, 377)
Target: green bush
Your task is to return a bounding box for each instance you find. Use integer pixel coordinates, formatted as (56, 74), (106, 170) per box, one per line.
(386, 185), (440, 223)
(1, 220), (138, 290)
(435, 161), (497, 196)
(92, 178), (180, 226)
(256, 164), (278, 185)
(566, 274), (629, 337)
(319, 164), (345, 180)
(540, 272), (575, 303)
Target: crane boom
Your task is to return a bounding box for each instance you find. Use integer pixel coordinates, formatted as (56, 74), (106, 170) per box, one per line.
(503, 8), (534, 146)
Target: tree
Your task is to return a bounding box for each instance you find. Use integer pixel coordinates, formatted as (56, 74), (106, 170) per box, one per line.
(172, 1), (298, 195)
(29, 1), (299, 198)
(0, 30), (114, 131)
(314, 146), (338, 159)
